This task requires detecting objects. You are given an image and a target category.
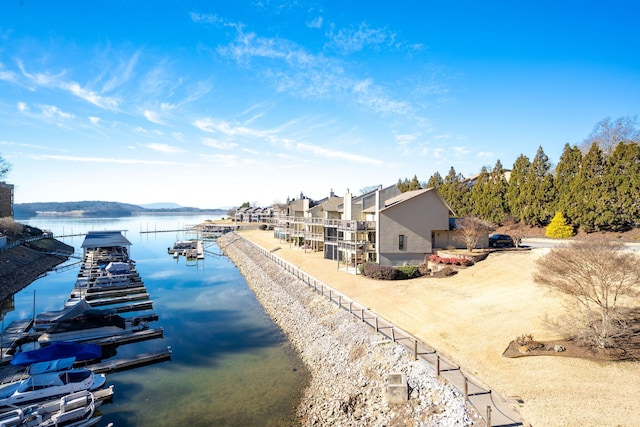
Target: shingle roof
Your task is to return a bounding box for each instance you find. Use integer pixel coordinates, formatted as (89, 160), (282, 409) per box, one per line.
(81, 230), (132, 249)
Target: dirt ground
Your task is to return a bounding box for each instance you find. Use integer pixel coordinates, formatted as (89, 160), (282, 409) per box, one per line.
(237, 229), (640, 427)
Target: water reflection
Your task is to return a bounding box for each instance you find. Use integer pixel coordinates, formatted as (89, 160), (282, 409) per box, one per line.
(5, 215), (308, 426)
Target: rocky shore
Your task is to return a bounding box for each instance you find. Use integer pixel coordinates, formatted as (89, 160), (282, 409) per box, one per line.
(0, 240), (73, 301)
(219, 233), (473, 427)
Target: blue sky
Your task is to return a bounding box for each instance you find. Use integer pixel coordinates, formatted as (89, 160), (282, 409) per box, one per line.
(1, 0), (638, 209)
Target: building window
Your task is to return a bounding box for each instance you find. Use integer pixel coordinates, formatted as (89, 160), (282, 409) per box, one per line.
(399, 234), (405, 250)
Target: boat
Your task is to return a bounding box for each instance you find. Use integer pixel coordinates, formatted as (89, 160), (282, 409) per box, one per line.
(33, 301), (114, 332)
(0, 389), (103, 427)
(0, 366), (105, 408)
(10, 343), (102, 367)
(168, 240), (204, 259)
(38, 311), (149, 347)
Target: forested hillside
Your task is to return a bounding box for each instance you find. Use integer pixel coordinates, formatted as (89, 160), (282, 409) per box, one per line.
(14, 201), (225, 218)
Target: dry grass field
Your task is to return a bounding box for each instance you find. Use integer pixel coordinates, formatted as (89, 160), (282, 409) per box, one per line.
(237, 229), (640, 427)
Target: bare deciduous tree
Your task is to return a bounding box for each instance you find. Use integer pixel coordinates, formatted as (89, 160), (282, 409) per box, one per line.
(501, 217), (527, 248)
(581, 116), (640, 156)
(534, 239), (640, 349)
(455, 215), (493, 252)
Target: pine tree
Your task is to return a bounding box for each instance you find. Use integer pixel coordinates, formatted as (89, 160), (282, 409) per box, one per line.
(575, 143), (608, 232)
(520, 146), (555, 226)
(440, 167), (471, 217)
(408, 174), (422, 191)
(604, 141), (640, 230)
(484, 159), (510, 224)
(506, 154), (530, 223)
(426, 171), (443, 189)
(545, 211), (575, 238)
(555, 144), (582, 224)
(469, 166), (490, 218)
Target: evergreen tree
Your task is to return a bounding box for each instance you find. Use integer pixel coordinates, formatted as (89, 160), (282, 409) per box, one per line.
(575, 143), (608, 232)
(408, 174), (422, 191)
(545, 211), (575, 238)
(426, 171), (443, 189)
(604, 141), (640, 230)
(506, 154), (530, 223)
(469, 166), (490, 219)
(520, 146), (555, 226)
(484, 159), (510, 224)
(397, 178), (410, 192)
(554, 143), (582, 224)
(440, 167), (471, 217)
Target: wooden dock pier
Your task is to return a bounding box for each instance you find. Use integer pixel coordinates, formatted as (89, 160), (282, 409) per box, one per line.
(90, 348), (172, 374)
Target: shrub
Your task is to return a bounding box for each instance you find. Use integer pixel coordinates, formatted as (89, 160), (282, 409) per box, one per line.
(362, 263), (399, 280)
(545, 211), (575, 238)
(429, 254), (473, 266)
(396, 265), (421, 279)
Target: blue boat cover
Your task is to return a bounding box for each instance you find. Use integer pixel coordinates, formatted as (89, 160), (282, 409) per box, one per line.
(10, 342), (102, 366)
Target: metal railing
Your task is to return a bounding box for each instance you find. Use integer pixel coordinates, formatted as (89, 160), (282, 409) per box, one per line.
(231, 234), (523, 427)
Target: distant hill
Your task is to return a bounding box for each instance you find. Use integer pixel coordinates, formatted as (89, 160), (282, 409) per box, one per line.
(139, 202), (183, 209)
(14, 201), (227, 219)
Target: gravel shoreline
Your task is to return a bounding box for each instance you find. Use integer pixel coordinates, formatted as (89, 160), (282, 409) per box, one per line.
(219, 233), (473, 427)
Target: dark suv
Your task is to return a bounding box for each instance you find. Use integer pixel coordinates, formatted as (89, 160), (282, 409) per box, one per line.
(488, 234), (514, 247)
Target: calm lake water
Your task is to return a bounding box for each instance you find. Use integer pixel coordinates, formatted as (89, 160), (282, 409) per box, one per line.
(4, 215), (309, 426)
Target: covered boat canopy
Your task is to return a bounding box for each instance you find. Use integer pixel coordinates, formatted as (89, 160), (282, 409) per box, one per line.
(105, 261), (130, 274)
(11, 342), (102, 366)
(27, 357), (75, 375)
(34, 299), (116, 330)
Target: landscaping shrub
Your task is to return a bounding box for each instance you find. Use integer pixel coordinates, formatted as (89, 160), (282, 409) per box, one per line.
(545, 211), (575, 238)
(428, 254), (473, 266)
(362, 263), (399, 280)
(396, 265), (421, 279)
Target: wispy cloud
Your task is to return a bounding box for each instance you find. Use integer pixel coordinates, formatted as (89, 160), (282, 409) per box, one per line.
(31, 154), (177, 165)
(202, 138), (238, 150)
(101, 50), (141, 93)
(306, 17), (323, 29)
(39, 104), (74, 120)
(145, 143), (183, 154)
(16, 60), (120, 110)
(89, 116), (101, 124)
(326, 22), (396, 54)
(144, 109), (164, 124)
(216, 25), (413, 116)
(296, 142), (382, 166)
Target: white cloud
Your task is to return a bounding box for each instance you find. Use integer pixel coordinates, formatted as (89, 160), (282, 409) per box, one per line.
(101, 50), (141, 93)
(477, 151), (494, 159)
(17, 102), (28, 112)
(395, 134), (416, 145)
(33, 154), (177, 165)
(144, 109), (164, 124)
(145, 143), (183, 154)
(39, 105), (74, 119)
(202, 138), (238, 150)
(296, 143), (382, 166)
(61, 81), (120, 110)
(217, 27), (412, 116)
(190, 12), (225, 25)
(326, 22), (396, 54)
(306, 17), (323, 29)
(89, 116), (101, 124)
(453, 146), (471, 155)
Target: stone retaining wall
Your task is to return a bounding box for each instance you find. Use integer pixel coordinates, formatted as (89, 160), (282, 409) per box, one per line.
(219, 233), (473, 426)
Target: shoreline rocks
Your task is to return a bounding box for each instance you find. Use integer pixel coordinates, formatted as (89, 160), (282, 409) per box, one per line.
(220, 233), (473, 426)
(0, 240), (72, 301)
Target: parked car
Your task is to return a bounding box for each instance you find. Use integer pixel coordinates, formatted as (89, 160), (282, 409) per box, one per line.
(488, 234), (514, 247)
